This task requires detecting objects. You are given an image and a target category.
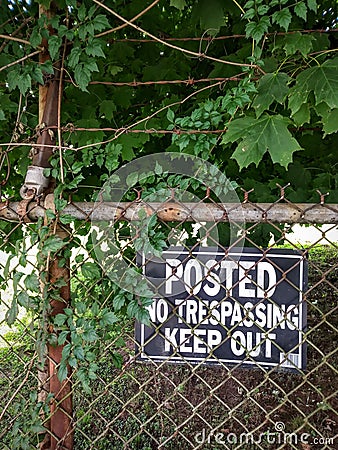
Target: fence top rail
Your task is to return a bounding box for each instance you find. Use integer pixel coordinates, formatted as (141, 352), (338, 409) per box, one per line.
(1, 199), (338, 224)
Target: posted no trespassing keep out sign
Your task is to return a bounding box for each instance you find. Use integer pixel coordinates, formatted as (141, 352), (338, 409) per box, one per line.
(135, 247), (307, 372)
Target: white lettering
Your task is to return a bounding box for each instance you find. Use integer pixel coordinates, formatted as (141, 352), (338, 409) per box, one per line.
(165, 259), (183, 294)
(255, 303), (266, 327)
(209, 300), (220, 325)
(203, 259), (221, 296)
(287, 305), (299, 330)
(164, 328), (223, 352)
(193, 329), (207, 353)
(230, 302), (243, 326)
(179, 329), (192, 352)
(207, 329), (222, 350)
(256, 262), (277, 298)
(231, 331), (277, 358)
(184, 259), (203, 295)
(164, 327), (178, 351)
(220, 260), (237, 294)
(231, 331), (246, 356)
(243, 301), (254, 327)
(186, 299), (198, 324)
(238, 261), (256, 297)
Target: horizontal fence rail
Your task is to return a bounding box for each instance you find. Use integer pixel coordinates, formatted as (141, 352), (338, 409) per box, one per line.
(1, 198), (338, 223)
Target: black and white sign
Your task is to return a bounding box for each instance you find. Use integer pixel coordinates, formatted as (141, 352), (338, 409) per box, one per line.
(135, 247), (307, 372)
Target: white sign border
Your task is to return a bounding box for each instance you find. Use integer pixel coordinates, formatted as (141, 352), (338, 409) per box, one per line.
(138, 249), (305, 370)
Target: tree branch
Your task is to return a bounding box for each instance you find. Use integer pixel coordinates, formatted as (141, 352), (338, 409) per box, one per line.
(93, 0), (261, 71)
(0, 50), (41, 72)
(0, 33), (31, 46)
(95, 0), (161, 38)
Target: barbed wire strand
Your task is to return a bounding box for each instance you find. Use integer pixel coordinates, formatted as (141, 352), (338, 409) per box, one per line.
(107, 28), (338, 43)
(77, 76), (247, 87)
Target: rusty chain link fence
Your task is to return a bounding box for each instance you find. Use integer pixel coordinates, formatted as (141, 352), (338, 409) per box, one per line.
(0, 186), (337, 450)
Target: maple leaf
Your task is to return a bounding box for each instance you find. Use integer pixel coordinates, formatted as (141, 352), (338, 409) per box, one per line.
(283, 32), (315, 57)
(222, 114), (302, 169)
(252, 72), (290, 117)
(315, 103), (338, 136)
(289, 57), (338, 115)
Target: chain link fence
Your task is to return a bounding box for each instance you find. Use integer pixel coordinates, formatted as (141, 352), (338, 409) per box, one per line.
(0, 188), (337, 450)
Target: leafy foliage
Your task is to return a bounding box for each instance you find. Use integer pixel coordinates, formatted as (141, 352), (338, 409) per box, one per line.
(0, 2), (337, 442)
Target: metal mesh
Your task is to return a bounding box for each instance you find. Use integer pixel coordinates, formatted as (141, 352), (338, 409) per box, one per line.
(0, 189), (337, 450)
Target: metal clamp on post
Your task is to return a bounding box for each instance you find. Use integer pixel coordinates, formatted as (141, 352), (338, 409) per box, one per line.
(19, 165), (50, 199)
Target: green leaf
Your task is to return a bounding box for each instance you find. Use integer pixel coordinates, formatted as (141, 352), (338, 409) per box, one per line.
(82, 328), (98, 342)
(223, 114), (302, 168)
(114, 294), (125, 311)
(73, 345), (85, 360)
(13, 271), (24, 293)
(272, 8), (292, 31)
(0, 110), (5, 120)
(253, 72), (290, 117)
(81, 262), (101, 279)
(100, 310), (118, 325)
(68, 46), (82, 68)
(77, 3), (87, 21)
(30, 28), (42, 47)
(194, 0), (226, 33)
(92, 14), (110, 31)
(307, 0), (317, 12)
(68, 356), (78, 368)
(86, 60), (99, 73)
(58, 330), (69, 345)
(112, 352), (123, 368)
(283, 32), (315, 57)
(59, 214), (74, 225)
(58, 362), (68, 382)
(48, 35), (62, 60)
(294, 2), (307, 20)
(17, 291), (30, 308)
(135, 307), (150, 325)
(167, 108), (175, 123)
(74, 64), (91, 92)
(109, 65), (123, 76)
(126, 172), (139, 187)
(245, 17), (270, 42)
(41, 60), (54, 74)
(41, 235), (65, 254)
(99, 100), (116, 120)
(85, 39), (105, 58)
(318, 107), (338, 136)
(170, 0), (186, 10)
(6, 299), (18, 326)
(155, 161), (163, 175)
(257, 5), (269, 15)
(76, 301), (87, 314)
(7, 70), (31, 95)
(55, 198), (67, 211)
(31, 66), (44, 85)
(121, 145), (135, 161)
(24, 274), (40, 292)
(292, 103), (310, 126)
(289, 57), (338, 116)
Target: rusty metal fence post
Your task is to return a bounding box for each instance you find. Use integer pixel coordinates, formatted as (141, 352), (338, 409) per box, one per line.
(16, 1), (74, 442)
